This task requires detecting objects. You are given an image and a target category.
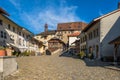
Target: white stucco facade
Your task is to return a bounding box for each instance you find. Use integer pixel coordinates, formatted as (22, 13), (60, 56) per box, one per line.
(85, 9), (120, 59)
(68, 36), (77, 46)
(100, 10), (120, 57)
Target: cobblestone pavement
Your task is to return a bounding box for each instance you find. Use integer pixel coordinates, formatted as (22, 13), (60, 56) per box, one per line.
(5, 54), (120, 80)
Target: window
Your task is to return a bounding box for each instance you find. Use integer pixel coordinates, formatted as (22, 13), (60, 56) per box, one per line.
(96, 29), (99, 36)
(69, 26), (71, 29)
(91, 32), (93, 39)
(27, 35), (30, 39)
(78, 26), (80, 28)
(81, 38), (83, 43)
(89, 33), (91, 40)
(85, 35), (87, 41)
(0, 20), (3, 25)
(8, 24), (11, 30)
(23, 40), (25, 46)
(13, 27), (15, 32)
(1, 31), (3, 38)
(89, 32), (93, 40)
(93, 30), (96, 38)
(19, 38), (21, 45)
(59, 27), (61, 30)
(23, 33), (24, 37)
(84, 37), (85, 42)
(0, 31), (7, 39)
(19, 32), (21, 36)
(4, 32), (7, 39)
(89, 46), (92, 53)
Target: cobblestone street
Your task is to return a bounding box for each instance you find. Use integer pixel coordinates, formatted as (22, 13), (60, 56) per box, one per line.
(5, 54), (120, 80)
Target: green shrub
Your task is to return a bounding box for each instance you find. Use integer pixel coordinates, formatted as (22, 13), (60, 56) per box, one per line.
(21, 50), (30, 56)
(79, 51), (86, 59)
(12, 51), (18, 56)
(0, 46), (5, 50)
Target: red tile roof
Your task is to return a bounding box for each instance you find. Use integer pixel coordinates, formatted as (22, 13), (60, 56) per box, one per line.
(68, 31), (80, 37)
(57, 22), (87, 31)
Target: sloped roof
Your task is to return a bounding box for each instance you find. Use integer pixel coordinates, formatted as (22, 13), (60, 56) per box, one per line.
(0, 9), (33, 35)
(68, 31), (80, 37)
(83, 9), (120, 32)
(31, 37), (43, 44)
(72, 39), (80, 44)
(109, 36), (120, 44)
(36, 30), (56, 36)
(57, 22), (87, 31)
(48, 37), (65, 44)
(0, 7), (9, 16)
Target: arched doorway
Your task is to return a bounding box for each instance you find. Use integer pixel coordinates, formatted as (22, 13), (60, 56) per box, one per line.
(96, 45), (99, 58)
(46, 49), (51, 55)
(89, 46), (92, 53)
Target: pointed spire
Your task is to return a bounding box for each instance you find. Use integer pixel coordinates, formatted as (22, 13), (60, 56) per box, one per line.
(44, 23), (48, 32)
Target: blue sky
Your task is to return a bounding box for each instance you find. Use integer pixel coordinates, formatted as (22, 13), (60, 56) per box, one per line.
(0, 0), (120, 34)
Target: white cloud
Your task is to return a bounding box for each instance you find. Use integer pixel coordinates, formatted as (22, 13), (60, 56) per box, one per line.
(9, 0), (21, 10)
(9, 0), (83, 34)
(22, 5), (82, 34)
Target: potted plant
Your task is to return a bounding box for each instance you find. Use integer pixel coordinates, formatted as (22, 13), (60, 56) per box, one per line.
(5, 46), (12, 56)
(0, 46), (6, 56)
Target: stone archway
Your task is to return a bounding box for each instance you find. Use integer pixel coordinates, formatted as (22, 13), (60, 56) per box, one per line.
(96, 45), (99, 58)
(89, 46), (92, 53)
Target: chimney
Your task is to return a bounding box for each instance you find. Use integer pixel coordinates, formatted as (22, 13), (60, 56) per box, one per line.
(118, 2), (120, 9)
(44, 23), (48, 32)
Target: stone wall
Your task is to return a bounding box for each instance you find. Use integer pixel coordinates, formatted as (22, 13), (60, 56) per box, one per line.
(0, 56), (17, 79)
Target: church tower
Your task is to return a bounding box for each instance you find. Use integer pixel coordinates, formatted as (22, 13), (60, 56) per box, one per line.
(44, 23), (48, 32)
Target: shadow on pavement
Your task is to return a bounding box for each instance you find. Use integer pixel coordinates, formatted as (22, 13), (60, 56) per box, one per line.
(59, 49), (120, 72)
(59, 49), (79, 59)
(83, 58), (120, 72)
